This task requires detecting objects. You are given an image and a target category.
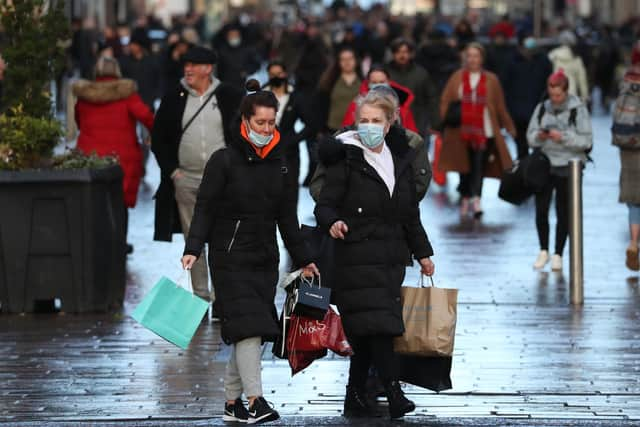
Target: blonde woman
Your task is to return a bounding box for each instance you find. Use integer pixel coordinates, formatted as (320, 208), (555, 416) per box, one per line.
(315, 90), (434, 419)
(439, 42), (516, 218)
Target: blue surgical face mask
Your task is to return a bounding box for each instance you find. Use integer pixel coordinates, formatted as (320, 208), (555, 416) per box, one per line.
(246, 122), (273, 147)
(369, 82), (390, 90)
(524, 37), (537, 50)
(357, 123), (385, 149)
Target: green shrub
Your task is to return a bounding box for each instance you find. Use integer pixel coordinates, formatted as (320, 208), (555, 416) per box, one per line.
(0, 0), (69, 119)
(0, 1), (109, 171)
(52, 149), (118, 170)
(0, 106), (63, 170)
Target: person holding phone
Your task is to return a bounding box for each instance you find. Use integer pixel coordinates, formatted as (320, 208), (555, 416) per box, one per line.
(527, 69), (593, 271)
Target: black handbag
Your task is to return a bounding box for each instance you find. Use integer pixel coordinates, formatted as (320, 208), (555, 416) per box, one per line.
(499, 160), (532, 205)
(291, 275), (331, 321)
(397, 354), (453, 392)
(522, 149), (551, 192)
(442, 100), (461, 128)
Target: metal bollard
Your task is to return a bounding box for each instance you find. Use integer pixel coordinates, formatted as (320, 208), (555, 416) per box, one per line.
(569, 159), (584, 305)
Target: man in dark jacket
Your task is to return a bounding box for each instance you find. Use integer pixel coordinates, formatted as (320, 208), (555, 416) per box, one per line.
(263, 61), (320, 198)
(151, 46), (244, 303)
(485, 30), (518, 88)
(119, 28), (161, 109)
(119, 28), (162, 180)
(214, 26), (261, 88)
(504, 36), (552, 159)
(387, 38), (437, 135)
(416, 30), (460, 96)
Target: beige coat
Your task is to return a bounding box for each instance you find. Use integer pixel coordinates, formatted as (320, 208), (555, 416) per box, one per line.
(438, 69), (516, 178)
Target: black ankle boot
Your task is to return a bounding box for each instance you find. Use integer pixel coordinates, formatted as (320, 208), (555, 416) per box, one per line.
(384, 380), (415, 419)
(343, 386), (373, 417)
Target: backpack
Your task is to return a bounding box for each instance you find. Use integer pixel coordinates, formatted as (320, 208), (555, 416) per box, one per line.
(537, 102), (593, 162)
(611, 80), (640, 150)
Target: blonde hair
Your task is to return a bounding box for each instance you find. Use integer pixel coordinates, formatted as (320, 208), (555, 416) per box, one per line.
(94, 56), (122, 78)
(355, 90), (396, 124)
(465, 42), (486, 61)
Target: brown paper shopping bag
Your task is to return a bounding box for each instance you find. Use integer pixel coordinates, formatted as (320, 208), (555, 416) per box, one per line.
(394, 276), (458, 357)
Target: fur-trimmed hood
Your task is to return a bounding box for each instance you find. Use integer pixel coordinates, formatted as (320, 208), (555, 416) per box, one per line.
(318, 123), (411, 166)
(72, 78), (137, 103)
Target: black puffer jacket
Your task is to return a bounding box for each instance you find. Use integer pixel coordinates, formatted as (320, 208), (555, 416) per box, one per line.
(184, 122), (312, 344)
(314, 133), (433, 338)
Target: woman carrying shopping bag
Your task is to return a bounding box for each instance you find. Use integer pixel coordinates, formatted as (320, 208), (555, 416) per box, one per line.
(181, 80), (318, 424)
(314, 90), (435, 419)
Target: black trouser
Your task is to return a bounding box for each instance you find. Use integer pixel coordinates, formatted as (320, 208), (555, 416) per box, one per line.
(459, 138), (495, 198)
(514, 120), (530, 160)
(347, 335), (397, 389)
(535, 173), (569, 255)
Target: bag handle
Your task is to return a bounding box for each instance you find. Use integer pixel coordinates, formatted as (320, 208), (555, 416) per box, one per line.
(419, 274), (435, 288)
(177, 268), (196, 297)
(301, 273), (322, 288)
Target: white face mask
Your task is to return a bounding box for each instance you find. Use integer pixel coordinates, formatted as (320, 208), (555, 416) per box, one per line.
(228, 38), (242, 47)
(245, 121), (273, 147)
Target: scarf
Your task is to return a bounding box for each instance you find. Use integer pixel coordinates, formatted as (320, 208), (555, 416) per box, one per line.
(240, 122), (281, 159)
(624, 64), (640, 83)
(460, 70), (488, 150)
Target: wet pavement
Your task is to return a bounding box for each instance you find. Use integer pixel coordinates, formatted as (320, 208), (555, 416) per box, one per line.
(2, 114), (640, 426)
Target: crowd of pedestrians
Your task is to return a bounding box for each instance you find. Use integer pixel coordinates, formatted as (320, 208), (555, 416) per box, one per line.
(31, 5), (640, 424)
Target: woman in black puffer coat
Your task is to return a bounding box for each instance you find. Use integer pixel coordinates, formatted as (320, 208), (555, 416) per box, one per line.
(314, 90), (435, 420)
(182, 80), (317, 424)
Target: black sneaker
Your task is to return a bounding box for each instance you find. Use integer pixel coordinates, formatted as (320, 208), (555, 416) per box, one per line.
(223, 398), (249, 423)
(247, 396), (279, 424)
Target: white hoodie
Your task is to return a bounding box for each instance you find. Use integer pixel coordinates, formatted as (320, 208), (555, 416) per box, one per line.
(337, 130), (396, 196)
(548, 45), (590, 101)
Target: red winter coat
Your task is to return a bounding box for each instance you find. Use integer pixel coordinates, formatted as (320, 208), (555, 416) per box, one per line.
(74, 77), (154, 207)
(341, 80), (419, 134)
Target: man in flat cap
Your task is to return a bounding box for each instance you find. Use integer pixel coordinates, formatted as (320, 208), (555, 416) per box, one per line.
(151, 46), (244, 314)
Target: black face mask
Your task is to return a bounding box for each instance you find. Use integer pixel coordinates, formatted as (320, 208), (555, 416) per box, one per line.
(269, 77), (287, 88)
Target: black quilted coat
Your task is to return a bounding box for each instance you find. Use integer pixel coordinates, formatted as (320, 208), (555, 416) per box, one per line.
(314, 133), (433, 338)
(184, 122), (312, 344)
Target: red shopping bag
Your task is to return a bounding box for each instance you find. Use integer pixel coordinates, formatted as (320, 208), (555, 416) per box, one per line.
(322, 308), (353, 357)
(432, 133), (447, 186)
(288, 348), (328, 375)
(286, 307), (353, 375)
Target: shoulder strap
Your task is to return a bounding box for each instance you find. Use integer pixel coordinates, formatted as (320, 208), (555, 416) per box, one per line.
(180, 87), (218, 137)
(537, 103), (546, 125)
(569, 107), (578, 127)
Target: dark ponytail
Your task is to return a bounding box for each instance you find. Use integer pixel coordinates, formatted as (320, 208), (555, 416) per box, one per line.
(240, 79), (279, 119)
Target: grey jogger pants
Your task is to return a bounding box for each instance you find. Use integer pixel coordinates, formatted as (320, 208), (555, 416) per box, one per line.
(224, 337), (263, 401)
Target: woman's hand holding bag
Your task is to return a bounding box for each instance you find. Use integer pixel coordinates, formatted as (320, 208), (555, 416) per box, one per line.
(419, 258), (435, 276)
(301, 263), (320, 277)
(181, 255), (197, 270)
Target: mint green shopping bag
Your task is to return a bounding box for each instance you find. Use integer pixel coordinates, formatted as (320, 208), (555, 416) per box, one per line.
(132, 276), (209, 349)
